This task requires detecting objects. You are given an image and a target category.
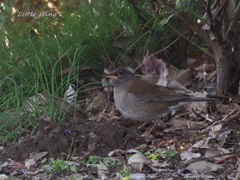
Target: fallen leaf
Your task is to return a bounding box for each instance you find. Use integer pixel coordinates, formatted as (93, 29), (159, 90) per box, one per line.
(142, 53), (166, 75)
(87, 132), (97, 152)
(25, 158), (36, 169)
(217, 103), (240, 114)
(185, 91), (210, 113)
(191, 137), (212, 149)
(23, 93), (47, 113)
(211, 124), (223, 132)
(187, 57), (215, 72)
(88, 112), (107, 121)
(217, 130), (231, 147)
(186, 161), (223, 172)
(129, 173), (147, 180)
(42, 91), (85, 121)
(97, 162), (109, 180)
(205, 149), (223, 160)
(13, 162), (25, 169)
(166, 65), (192, 92)
(180, 150), (201, 161)
(64, 83), (77, 104)
(171, 118), (188, 127)
(153, 139), (174, 147)
(234, 162), (240, 179)
(0, 174), (8, 180)
(128, 153), (151, 172)
(183, 173), (215, 179)
(86, 91), (109, 112)
(217, 147), (230, 154)
(30, 151), (48, 161)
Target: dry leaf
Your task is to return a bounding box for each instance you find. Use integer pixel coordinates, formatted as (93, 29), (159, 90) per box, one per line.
(88, 112), (107, 121)
(129, 173), (147, 180)
(142, 53), (166, 75)
(217, 130), (231, 147)
(187, 57), (215, 72)
(0, 174), (8, 180)
(30, 151), (48, 161)
(185, 91), (210, 113)
(24, 158), (36, 169)
(234, 162), (240, 179)
(23, 93), (47, 113)
(180, 150), (201, 161)
(217, 103), (240, 114)
(42, 91), (85, 121)
(128, 153), (151, 172)
(205, 149), (223, 160)
(171, 118), (188, 127)
(211, 124), (223, 132)
(86, 91), (109, 112)
(186, 161), (223, 172)
(64, 84), (77, 104)
(97, 162), (109, 180)
(166, 65), (192, 92)
(191, 137), (212, 149)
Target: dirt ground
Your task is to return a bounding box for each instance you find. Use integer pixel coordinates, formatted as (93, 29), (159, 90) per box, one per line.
(0, 118), (146, 162)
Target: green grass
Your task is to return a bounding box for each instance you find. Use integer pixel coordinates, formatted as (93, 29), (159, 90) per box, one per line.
(0, 0), (144, 144)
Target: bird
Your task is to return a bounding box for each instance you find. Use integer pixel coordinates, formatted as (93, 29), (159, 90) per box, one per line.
(105, 67), (214, 121)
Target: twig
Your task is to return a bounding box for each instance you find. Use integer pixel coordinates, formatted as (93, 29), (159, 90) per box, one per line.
(151, 31), (187, 57)
(222, 109), (237, 121)
(212, 0), (228, 20)
(192, 110), (214, 122)
(135, 29), (190, 70)
(226, 2), (240, 36)
(200, 109), (237, 133)
(223, 111), (240, 123)
(212, 0), (221, 9)
(215, 153), (240, 164)
(206, 0), (213, 20)
(184, 152), (240, 166)
(167, 23), (215, 58)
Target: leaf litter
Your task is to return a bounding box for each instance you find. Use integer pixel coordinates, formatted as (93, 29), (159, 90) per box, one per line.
(1, 54), (240, 179)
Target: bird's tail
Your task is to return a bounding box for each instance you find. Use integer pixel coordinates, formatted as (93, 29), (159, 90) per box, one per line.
(185, 97), (215, 102)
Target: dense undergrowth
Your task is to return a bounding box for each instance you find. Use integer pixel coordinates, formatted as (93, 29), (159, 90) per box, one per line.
(0, 0), (144, 143)
(0, 0), (205, 143)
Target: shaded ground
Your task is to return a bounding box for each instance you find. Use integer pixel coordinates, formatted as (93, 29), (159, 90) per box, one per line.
(1, 95), (240, 179)
(0, 118), (144, 162)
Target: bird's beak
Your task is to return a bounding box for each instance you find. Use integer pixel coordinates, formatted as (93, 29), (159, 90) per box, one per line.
(104, 75), (118, 80)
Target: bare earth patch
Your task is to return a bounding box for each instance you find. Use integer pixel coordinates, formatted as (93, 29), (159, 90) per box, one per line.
(0, 118), (144, 162)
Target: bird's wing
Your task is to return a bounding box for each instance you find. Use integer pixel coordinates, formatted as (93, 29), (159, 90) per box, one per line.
(127, 76), (190, 103)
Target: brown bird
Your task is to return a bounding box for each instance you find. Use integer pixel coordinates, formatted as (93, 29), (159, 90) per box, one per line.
(106, 67), (214, 121)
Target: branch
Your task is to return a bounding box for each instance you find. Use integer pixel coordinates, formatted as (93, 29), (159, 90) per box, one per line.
(226, 2), (240, 36)
(212, 0), (229, 20)
(159, 0), (224, 65)
(159, 0), (213, 46)
(167, 24), (214, 58)
(211, 0), (221, 9)
(222, 9), (228, 40)
(206, 0), (213, 20)
(219, 1), (229, 39)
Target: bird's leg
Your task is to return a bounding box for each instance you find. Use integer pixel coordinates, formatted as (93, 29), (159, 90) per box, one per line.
(138, 121), (150, 130)
(140, 121), (166, 138)
(139, 114), (171, 138)
(145, 121), (158, 133)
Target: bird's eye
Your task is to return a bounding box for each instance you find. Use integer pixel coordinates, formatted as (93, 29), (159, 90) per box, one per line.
(117, 71), (122, 76)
